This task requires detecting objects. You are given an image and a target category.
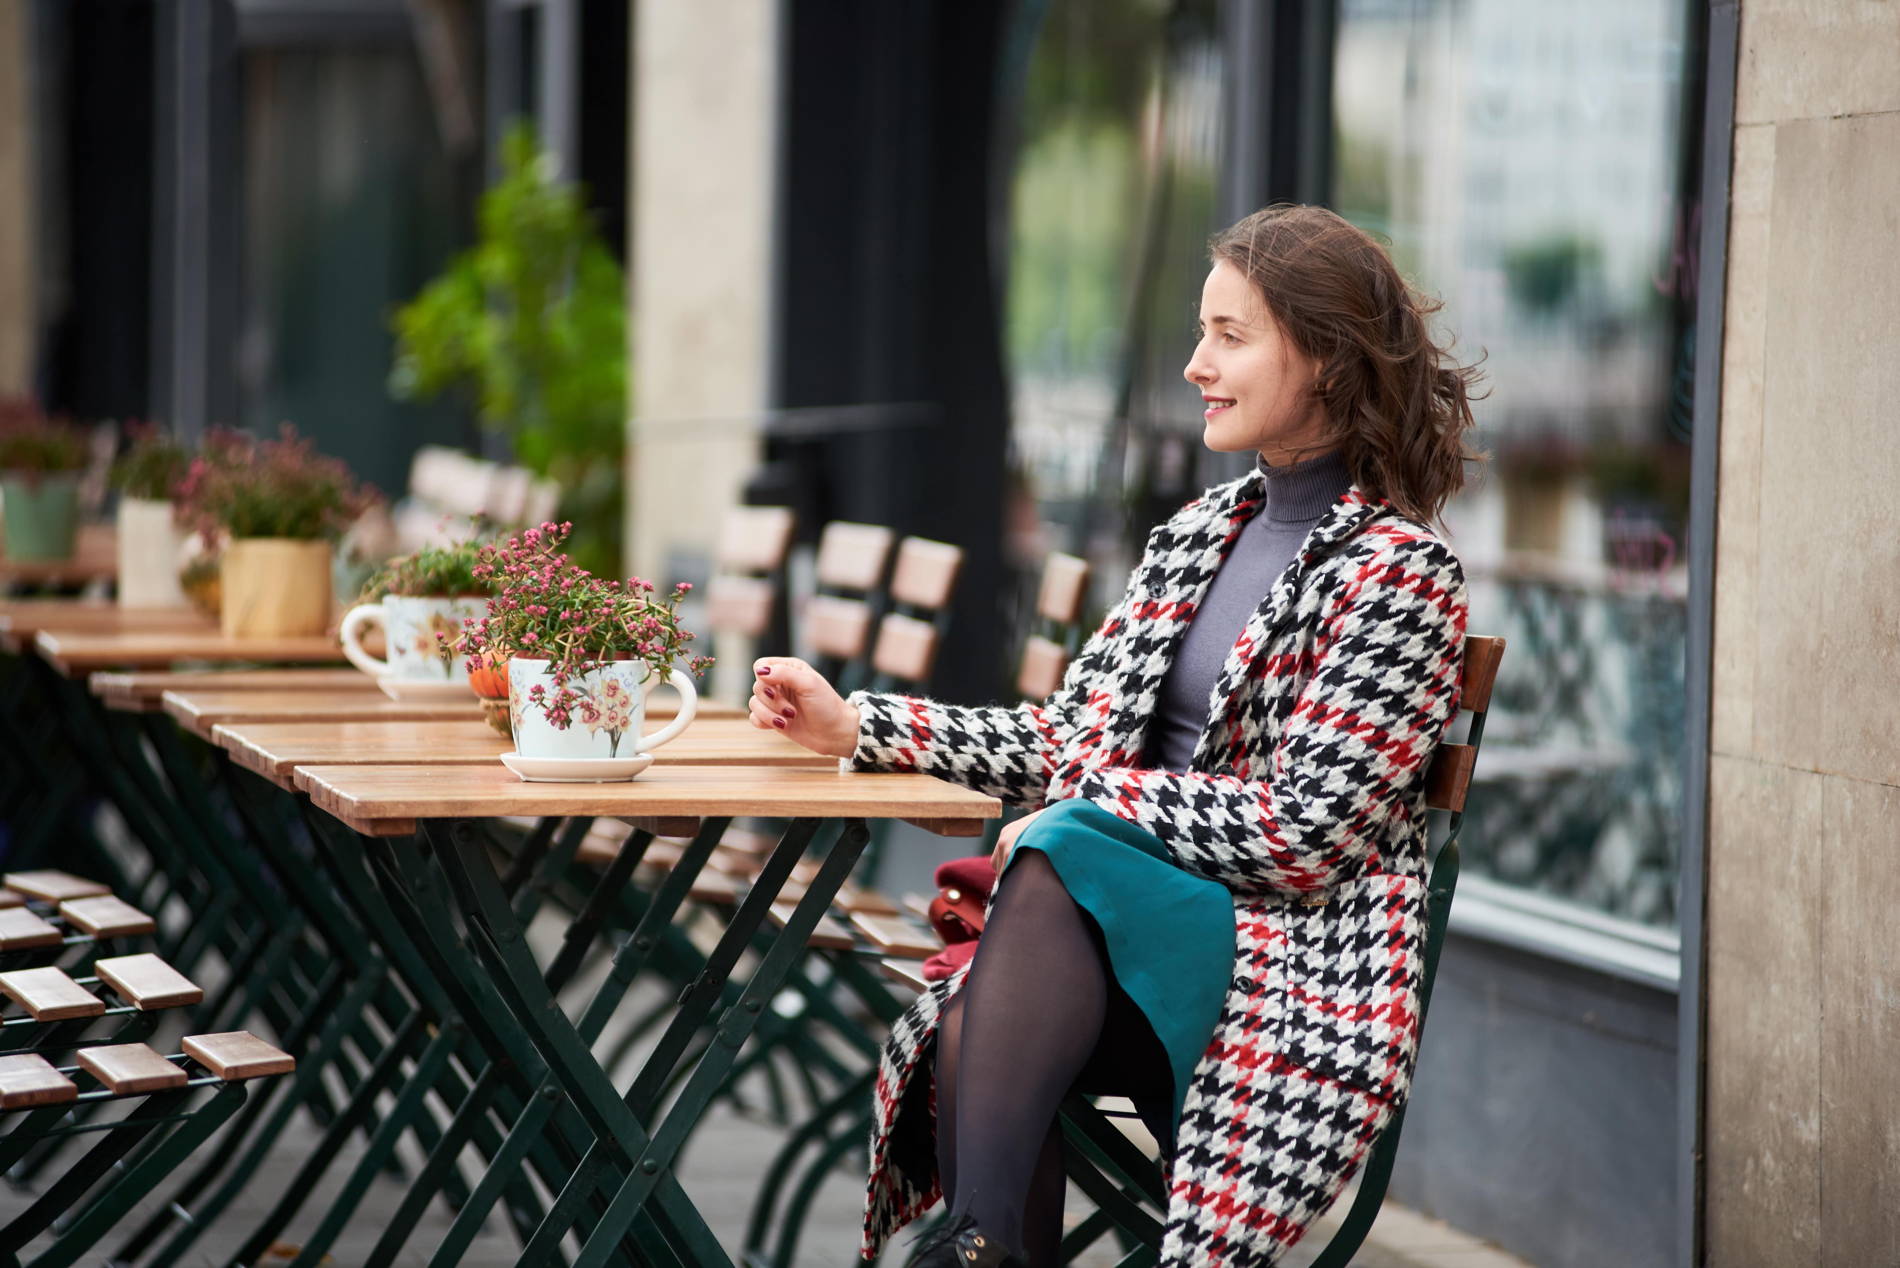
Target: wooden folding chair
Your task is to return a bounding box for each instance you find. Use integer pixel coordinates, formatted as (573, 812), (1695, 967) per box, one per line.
(1056, 634), (1508, 1265)
(805, 521), (896, 693)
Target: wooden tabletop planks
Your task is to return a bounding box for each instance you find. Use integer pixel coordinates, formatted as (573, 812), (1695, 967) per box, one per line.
(162, 689), (483, 739)
(0, 600), (213, 654)
(213, 717), (833, 788)
(92, 667), (371, 713)
(34, 629), (345, 674)
(293, 762), (1000, 839)
(0, 524), (118, 590)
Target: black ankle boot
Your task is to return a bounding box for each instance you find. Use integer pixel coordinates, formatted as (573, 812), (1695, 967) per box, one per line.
(904, 1212), (1024, 1267)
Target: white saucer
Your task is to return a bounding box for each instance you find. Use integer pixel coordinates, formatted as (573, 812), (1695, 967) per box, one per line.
(499, 751), (655, 783)
(376, 676), (478, 703)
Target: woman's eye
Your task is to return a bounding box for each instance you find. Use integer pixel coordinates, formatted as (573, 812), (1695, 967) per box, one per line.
(1221, 333), (1242, 346)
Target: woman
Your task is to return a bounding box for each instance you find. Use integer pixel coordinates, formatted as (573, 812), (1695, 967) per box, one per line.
(749, 204), (1483, 1268)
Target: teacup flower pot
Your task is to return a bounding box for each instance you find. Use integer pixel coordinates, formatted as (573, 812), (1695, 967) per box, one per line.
(116, 497), (189, 607)
(507, 658), (697, 761)
(339, 595), (486, 683)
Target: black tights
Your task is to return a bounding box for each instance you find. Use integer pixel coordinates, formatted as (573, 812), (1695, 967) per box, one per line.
(933, 850), (1174, 1267)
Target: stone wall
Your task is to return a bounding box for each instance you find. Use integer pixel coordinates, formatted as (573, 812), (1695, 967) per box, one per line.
(1706, 3), (1900, 1263)
(624, 0), (777, 588)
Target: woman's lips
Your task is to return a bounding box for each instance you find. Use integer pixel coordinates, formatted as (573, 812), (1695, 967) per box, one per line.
(1203, 397), (1235, 419)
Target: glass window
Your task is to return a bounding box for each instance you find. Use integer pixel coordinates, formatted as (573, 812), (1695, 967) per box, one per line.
(1333, 0), (1702, 929)
(1005, 0), (1224, 622)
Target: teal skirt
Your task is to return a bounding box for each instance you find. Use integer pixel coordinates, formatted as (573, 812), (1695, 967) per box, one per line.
(1002, 799), (1236, 1138)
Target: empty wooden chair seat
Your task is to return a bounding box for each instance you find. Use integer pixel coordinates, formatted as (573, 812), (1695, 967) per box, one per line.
(77, 1044), (188, 1096)
(93, 954), (203, 1011)
(767, 904), (857, 952)
(0, 967), (104, 1021)
(0, 1054), (78, 1109)
(0, 908), (64, 952)
(849, 913), (942, 960)
(4, 871), (111, 903)
(181, 1032), (296, 1081)
(58, 896), (157, 940)
(880, 959), (930, 993)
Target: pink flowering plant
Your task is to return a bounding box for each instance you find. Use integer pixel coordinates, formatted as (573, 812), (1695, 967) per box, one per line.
(175, 424), (376, 542)
(463, 520), (712, 731)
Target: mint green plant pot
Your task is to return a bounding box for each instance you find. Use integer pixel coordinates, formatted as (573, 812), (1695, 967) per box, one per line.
(1, 472), (81, 561)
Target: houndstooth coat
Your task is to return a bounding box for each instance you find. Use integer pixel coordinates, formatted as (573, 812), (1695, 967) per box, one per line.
(846, 467), (1469, 1267)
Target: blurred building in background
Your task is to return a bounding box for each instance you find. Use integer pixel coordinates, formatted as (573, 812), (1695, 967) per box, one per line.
(3, 1), (1896, 1265)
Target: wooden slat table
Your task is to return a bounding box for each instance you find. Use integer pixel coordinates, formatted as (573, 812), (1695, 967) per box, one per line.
(293, 758), (997, 1265)
(0, 523), (117, 590)
(92, 667), (372, 713)
(161, 688), (483, 740)
(293, 759), (989, 839)
(161, 684), (743, 741)
(212, 716), (834, 789)
(0, 600), (212, 654)
(33, 629), (344, 674)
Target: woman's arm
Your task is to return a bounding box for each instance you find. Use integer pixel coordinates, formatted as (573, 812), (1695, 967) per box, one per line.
(1058, 536), (1467, 897)
(845, 692), (1060, 807)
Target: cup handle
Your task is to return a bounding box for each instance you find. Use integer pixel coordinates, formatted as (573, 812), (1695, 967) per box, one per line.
(637, 672), (698, 751)
(339, 603), (390, 676)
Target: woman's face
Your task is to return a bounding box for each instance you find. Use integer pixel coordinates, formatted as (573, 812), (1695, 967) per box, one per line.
(1184, 260), (1331, 465)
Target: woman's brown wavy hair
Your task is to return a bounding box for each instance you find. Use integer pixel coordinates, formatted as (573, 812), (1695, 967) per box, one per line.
(1209, 204), (1486, 528)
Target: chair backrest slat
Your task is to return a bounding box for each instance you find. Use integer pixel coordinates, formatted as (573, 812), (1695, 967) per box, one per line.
(704, 575), (776, 639)
(814, 522), (896, 592)
(887, 538), (964, 611)
(715, 506), (797, 573)
(1035, 553), (1091, 625)
(1418, 635), (1505, 815)
(807, 595), (875, 660)
(870, 613), (940, 683)
(1015, 634), (1069, 702)
(1457, 634), (1505, 714)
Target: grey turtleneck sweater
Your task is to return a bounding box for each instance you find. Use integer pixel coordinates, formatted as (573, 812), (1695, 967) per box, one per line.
(1145, 447), (1355, 772)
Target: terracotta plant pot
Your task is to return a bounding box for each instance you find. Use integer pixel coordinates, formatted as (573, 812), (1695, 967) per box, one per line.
(116, 497), (189, 607)
(220, 538), (333, 639)
(1, 472), (81, 561)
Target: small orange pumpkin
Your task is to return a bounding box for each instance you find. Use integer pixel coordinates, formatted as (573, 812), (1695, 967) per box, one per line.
(467, 655), (511, 700)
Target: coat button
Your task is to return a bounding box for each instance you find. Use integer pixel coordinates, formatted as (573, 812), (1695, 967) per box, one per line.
(1233, 975), (1257, 993)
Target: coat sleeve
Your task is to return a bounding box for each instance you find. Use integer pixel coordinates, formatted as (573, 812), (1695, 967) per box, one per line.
(842, 557), (1154, 808)
(1058, 536), (1467, 897)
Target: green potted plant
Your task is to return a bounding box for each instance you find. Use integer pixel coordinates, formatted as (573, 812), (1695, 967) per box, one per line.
(338, 538), (499, 699)
(0, 400), (90, 562)
(462, 521), (711, 778)
(389, 122), (628, 576)
(175, 425), (376, 638)
(109, 424), (193, 607)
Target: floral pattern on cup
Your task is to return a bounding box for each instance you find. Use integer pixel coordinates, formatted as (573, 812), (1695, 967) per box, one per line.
(340, 595), (486, 682)
(507, 658), (696, 761)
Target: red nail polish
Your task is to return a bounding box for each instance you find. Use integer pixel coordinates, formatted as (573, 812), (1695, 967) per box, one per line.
(758, 666), (772, 676)
(773, 718), (787, 729)
(781, 709), (795, 719)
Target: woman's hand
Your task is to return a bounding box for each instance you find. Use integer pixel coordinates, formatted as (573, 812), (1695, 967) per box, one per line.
(991, 806), (1049, 874)
(750, 657), (861, 759)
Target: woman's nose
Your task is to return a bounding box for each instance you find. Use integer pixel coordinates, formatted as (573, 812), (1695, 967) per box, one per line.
(1183, 351), (1212, 386)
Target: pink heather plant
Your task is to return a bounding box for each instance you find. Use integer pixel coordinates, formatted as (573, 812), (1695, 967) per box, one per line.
(463, 521), (713, 730)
